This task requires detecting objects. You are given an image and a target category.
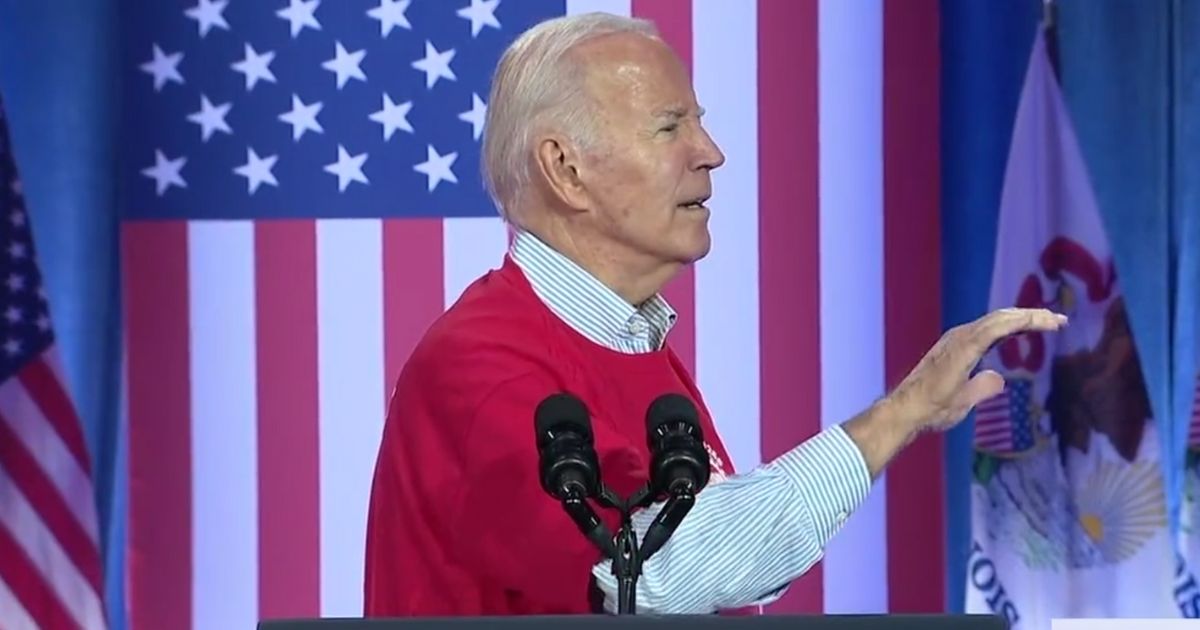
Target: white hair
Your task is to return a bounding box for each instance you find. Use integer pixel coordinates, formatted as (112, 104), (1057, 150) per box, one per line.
(481, 12), (659, 224)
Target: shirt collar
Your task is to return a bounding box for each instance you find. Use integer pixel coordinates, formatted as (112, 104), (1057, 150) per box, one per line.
(509, 229), (677, 352)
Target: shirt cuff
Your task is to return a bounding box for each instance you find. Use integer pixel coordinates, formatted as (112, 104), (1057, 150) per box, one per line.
(767, 424), (872, 546)
(747, 583), (789, 608)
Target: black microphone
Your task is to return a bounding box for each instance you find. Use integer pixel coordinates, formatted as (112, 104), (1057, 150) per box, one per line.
(645, 393), (710, 498)
(535, 393), (601, 500)
(639, 393), (709, 565)
(534, 393), (616, 560)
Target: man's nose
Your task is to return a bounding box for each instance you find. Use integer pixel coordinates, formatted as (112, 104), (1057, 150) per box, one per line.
(695, 128), (725, 171)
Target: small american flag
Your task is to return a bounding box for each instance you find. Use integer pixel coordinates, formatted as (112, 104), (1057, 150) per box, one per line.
(0, 98), (107, 628)
(973, 378), (1038, 455)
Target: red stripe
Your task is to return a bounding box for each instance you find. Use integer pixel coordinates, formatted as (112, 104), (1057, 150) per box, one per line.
(122, 221), (192, 630)
(0, 518), (81, 630)
(633, 0), (697, 377)
(16, 359), (92, 476)
(883, 0), (944, 613)
(383, 219), (445, 402)
(255, 221), (321, 619)
(757, 0), (822, 614)
(0, 413), (103, 595)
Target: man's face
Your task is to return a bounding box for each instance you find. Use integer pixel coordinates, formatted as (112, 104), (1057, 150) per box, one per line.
(576, 34), (725, 272)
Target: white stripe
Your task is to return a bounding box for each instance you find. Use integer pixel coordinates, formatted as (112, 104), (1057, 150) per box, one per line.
(0, 573), (38, 630)
(188, 221), (259, 629)
(0, 465), (105, 629)
(566, 0), (632, 17)
(39, 347), (101, 542)
(818, 0), (887, 613)
(692, 0), (761, 474)
(443, 218), (509, 310)
(317, 219), (385, 616)
(0, 377), (97, 545)
(40, 348), (69, 398)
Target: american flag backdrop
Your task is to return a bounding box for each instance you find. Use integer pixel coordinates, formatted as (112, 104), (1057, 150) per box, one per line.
(0, 101), (107, 628)
(120, 1), (944, 628)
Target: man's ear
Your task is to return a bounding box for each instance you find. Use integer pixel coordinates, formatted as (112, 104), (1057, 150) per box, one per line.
(534, 134), (590, 211)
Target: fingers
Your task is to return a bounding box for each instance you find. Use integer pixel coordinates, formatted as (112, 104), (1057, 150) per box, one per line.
(954, 369), (1005, 411)
(971, 308), (1067, 353)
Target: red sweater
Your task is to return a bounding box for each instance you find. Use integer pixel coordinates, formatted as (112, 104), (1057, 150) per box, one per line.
(363, 255), (735, 616)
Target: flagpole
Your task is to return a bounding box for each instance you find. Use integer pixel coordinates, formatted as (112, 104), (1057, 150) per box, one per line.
(1042, 0), (1062, 81)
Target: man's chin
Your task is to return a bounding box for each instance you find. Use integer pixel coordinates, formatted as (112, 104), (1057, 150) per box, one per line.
(678, 233), (712, 265)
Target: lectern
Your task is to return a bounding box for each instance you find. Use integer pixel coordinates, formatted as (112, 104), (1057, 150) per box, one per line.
(259, 615), (1009, 630)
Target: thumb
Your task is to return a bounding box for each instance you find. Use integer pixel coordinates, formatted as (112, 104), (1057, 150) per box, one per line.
(954, 369), (1005, 411)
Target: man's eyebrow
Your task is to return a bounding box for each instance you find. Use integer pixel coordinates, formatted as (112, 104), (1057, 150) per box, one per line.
(653, 106), (705, 120)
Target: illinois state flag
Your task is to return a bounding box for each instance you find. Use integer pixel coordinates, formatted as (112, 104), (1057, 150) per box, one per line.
(965, 27), (1179, 626)
(1181, 281), (1200, 614)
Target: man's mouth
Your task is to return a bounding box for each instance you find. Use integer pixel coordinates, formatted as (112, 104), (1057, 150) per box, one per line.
(678, 196), (710, 210)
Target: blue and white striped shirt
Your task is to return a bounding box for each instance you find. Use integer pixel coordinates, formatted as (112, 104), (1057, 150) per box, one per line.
(509, 230), (874, 615)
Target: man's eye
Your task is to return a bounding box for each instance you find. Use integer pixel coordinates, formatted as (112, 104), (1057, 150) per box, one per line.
(660, 124), (678, 133)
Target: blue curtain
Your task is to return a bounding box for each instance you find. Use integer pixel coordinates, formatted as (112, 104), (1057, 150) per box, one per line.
(0, 2), (126, 629)
(1053, 0), (1200, 547)
(942, 0), (1200, 612)
(939, 0), (1041, 612)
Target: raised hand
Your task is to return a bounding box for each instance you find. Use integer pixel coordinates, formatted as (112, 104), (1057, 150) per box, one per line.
(888, 307), (1068, 434)
(843, 307), (1068, 478)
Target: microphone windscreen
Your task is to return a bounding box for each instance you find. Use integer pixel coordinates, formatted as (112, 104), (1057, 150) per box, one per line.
(645, 393), (702, 437)
(534, 393), (592, 447)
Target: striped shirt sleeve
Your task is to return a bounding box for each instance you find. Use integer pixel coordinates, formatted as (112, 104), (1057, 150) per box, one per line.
(590, 423), (872, 614)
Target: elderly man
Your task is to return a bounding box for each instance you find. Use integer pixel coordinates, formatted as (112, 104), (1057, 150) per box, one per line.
(363, 12), (1066, 617)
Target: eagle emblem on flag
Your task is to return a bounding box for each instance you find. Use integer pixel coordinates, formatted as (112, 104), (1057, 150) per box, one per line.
(971, 251), (1166, 572)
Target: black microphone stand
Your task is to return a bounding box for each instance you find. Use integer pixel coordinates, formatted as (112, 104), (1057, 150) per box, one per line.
(610, 491), (640, 615)
(563, 485), (694, 615)
(637, 487), (695, 562)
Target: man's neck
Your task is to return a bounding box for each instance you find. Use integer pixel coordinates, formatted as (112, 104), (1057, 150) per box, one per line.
(519, 226), (676, 307)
